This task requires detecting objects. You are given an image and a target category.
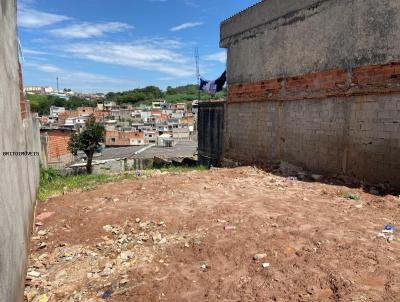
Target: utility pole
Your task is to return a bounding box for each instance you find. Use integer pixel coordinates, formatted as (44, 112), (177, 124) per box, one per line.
(195, 47), (200, 102)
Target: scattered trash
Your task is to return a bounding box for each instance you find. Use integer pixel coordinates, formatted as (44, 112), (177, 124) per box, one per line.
(343, 192), (360, 200)
(354, 204), (363, 209)
(387, 235), (396, 242)
(253, 253), (267, 260)
(377, 224), (396, 242)
(201, 264), (209, 270)
(383, 224), (396, 234)
(224, 224), (238, 231)
(136, 170), (142, 177)
(101, 288), (113, 299)
(262, 262), (270, 268)
(287, 176), (297, 181)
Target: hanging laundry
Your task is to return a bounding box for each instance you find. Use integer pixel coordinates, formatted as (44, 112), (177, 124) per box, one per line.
(199, 71), (226, 94)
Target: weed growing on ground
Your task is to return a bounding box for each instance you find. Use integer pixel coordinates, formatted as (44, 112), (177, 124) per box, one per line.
(38, 169), (136, 201)
(342, 192), (361, 200)
(38, 166), (207, 201)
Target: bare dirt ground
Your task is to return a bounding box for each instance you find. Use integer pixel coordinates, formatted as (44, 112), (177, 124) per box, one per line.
(25, 167), (400, 302)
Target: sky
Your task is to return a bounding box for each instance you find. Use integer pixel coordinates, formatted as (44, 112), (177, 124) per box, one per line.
(18, 0), (258, 93)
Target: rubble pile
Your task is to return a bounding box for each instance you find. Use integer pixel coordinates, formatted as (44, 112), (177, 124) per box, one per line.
(25, 219), (204, 302)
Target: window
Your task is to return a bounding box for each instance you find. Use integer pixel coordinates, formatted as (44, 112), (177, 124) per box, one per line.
(111, 138), (116, 142)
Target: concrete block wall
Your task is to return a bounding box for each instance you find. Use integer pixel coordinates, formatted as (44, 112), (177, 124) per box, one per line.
(221, 0), (400, 187)
(0, 0), (40, 301)
(225, 95), (400, 185)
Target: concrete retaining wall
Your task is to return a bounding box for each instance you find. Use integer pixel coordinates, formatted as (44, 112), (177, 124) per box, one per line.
(0, 0), (40, 301)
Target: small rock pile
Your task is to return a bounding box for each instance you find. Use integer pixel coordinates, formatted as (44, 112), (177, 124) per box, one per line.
(24, 219), (204, 302)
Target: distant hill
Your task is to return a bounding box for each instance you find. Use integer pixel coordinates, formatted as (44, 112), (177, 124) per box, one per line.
(26, 84), (226, 115)
(106, 84), (226, 105)
(27, 94), (96, 115)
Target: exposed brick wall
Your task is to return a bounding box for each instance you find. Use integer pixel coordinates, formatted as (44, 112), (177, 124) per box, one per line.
(42, 130), (73, 163)
(93, 111), (111, 122)
(57, 112), (68, 125)
(228, 63), (400, 104)
(77, 107), (95, 116)
(105, 130), (145, 146)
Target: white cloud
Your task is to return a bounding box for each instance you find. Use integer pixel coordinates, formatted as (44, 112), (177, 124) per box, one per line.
(49, 22), (133, 39)
(22, 48), (48, 56)
(170, 22), (203, 32)
(183, 0), (199, 8)
(204, 51), (226, 63)
(23, 62), (134, 87)
(61, 40), (195, 77)
(25, 62), (62, 73)
(18, 8), (70, 28)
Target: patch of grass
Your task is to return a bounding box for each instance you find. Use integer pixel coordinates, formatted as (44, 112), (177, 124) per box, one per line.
(157, 165), (207, 173)
(342, 192), (361, 200)
(38, 165), (207, 201)
(38, 169), (136, 201)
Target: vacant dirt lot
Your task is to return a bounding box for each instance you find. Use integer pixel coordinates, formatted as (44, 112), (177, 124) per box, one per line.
(26, 167), (400, 301)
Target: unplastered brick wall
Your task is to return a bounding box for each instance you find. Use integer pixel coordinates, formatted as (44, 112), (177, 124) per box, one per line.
(44, 130), (73, 163)
(225, 94), (400, 186)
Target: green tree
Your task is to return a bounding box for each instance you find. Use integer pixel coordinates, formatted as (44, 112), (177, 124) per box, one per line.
(68, 115), (105, 174)
(27, 94), (96, 115)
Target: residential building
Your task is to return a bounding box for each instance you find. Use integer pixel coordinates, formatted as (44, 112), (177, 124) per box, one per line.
(152, 99), (166, 109)
(105, 130), (145, 146)
(75, 115), (90, 129)
(40, 128), (75, 168)
(158, 133), (176, 147)
(77, 107), (95, 116)
(49, 106), (65, 118)
(173, 128), (190, 140)
(144, 130), (158, 144)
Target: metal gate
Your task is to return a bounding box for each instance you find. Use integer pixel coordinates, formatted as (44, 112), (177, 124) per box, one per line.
(197, 101), (225, 167)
